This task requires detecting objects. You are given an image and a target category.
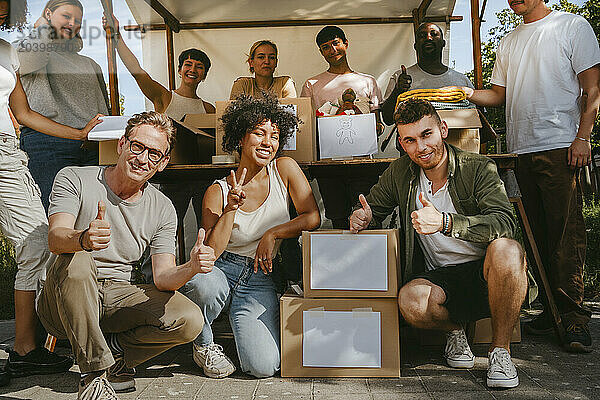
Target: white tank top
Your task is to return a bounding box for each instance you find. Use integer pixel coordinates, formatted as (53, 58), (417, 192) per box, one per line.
(216, 160), (290, 258)
(164, 91), (206, 121)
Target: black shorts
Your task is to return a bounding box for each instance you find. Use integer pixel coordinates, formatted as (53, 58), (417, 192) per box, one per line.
(411, 258), (490, 324)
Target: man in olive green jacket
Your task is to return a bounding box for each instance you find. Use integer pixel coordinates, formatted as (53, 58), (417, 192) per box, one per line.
(350, 99), (527, 389)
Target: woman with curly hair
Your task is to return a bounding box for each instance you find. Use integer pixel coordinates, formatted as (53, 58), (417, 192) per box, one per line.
(0, 0), (99, 385)
(14, 0), (110, 211)
(230, 40), (297, 99)
(180, 94), (320, 379)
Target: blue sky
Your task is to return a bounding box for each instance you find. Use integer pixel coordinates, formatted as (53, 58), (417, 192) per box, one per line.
(2, 0), (587, 114)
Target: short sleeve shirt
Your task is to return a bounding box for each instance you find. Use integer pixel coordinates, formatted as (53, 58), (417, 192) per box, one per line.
(491, 11), (600, 154)
(0, 39), (19, 137)
(48, 166), (177, 281)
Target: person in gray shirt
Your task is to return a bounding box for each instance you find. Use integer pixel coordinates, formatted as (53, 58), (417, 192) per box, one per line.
(381, 22), (474, 125)
(37, 112), (215, 399)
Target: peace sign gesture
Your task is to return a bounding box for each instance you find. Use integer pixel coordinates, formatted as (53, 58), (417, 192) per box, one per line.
(224, 168), (247, 213)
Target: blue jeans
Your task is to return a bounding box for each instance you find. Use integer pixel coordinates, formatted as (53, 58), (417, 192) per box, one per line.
(180, 251), (280, 378)
(20, 127), (98, 211)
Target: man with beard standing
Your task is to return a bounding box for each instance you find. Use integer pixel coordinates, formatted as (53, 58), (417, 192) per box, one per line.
(381, 22), (474, 126)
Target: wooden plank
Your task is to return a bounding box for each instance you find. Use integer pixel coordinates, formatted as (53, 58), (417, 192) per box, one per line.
(123, 16), (463, 31)
(470, 0), (484, 89)
(166, 26), (175, 90)
(140, 0), (180, 32)
(100, 0), (120, 116)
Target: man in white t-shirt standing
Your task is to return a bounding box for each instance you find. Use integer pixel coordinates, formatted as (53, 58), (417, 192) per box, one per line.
(301, 26), (383, 229)
(462, 0), (600, 352)
(381, 22), (474, 126)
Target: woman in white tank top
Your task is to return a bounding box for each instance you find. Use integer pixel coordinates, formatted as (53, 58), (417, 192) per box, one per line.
(180, 95), (320, 379)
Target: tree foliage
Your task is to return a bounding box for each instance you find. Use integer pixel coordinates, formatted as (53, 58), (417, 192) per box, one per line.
(469, 1), (600, 152)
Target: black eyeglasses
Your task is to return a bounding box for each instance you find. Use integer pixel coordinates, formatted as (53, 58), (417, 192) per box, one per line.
(125, 137), (167, 164)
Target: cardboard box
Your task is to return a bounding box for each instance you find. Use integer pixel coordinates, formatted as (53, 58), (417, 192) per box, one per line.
(302, 230), (399, 298)
(215, 97), (317, 162)
(471, 317), (521, 344)
(438, 109), (482, 154)
(98, 115), (216, 166)
(317, 113), (378, 159)
(280, 292), (400, 377)
(417, 318), (521, 346)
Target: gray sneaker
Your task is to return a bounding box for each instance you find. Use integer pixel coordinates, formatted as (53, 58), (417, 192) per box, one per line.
(487, 347), (519, 388)
(78, 373), (119, 400)
(107, 354), (135, 393)
(445, 329), (475, 368)
(193, 343), (236, 378)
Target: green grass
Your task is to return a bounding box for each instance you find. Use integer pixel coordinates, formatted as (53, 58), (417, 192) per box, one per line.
(1, 201), (599, 319)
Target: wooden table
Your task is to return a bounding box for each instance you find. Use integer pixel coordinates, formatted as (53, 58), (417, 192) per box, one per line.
(152, 154), (518, 183)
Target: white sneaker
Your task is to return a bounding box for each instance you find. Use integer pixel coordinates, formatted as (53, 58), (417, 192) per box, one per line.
(487, 347), (519, 388)
(445, 329), (475, 368)
(78, 373), (119, 400)
(193, 343), (236, 378)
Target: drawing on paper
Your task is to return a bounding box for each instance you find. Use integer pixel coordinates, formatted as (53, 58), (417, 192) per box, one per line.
(336, 117), (357, 145)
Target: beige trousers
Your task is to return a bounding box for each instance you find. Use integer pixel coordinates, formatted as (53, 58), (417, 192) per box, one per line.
(37, 252), (204, 373)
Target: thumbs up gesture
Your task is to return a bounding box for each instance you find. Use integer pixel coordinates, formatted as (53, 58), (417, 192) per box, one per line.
(349, 194), (373, 233)
(81, 201), (111, 251)
(396, 64), (412, 93)
(190, 228), (216, 274)
(411, 192), (443, 235)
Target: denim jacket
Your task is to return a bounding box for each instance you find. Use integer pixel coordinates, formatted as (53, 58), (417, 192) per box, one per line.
(364, 144), (516, 284)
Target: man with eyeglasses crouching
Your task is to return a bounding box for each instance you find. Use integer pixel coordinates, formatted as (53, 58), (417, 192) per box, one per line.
(37, 112), (214, 400)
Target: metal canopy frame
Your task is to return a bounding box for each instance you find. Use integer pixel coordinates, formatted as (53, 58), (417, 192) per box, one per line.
(101, 0), (488, 114)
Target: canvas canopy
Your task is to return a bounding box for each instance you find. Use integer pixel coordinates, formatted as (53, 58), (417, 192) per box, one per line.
(116, 0), (460, 106)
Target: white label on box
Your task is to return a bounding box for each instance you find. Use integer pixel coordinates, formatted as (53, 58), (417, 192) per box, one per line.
(88, 116), (131, 141)
(317, 113), (377, 158)
(280, 103), (297, 151)
(310, 234), (388, 291)
(302, 310), (381, 368)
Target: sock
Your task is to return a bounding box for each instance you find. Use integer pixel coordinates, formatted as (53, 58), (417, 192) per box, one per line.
(107, 333), (124, 355)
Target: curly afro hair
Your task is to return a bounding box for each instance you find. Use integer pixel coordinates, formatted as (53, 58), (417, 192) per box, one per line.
(221, 93), (301, 156)
(1, 0), (28, 31)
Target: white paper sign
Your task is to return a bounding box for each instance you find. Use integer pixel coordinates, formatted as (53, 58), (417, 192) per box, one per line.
(303, 310), (381, 368)
(310, 234), (388, 291)
(317, 113), (377, 158)
(88, 116), (131, 141)
(280, 103), (297, 151)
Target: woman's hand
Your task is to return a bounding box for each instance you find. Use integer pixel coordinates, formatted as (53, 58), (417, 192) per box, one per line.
(79, 114), (103, 140)
(254, 231), (276, 274)
(102, 14), (120, 38)
(224, 168), (247, 213)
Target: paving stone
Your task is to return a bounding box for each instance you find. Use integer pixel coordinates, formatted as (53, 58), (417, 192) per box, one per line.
(255, 377), (312, 397)
(368, 377), (427, 393)
(430, 391), (493, 399)
(372, 394), (432, 400)
(313, 378), (369, 394)
(314, 395), (372, 400)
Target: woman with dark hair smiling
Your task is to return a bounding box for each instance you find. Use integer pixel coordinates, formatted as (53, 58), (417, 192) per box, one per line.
(0, 0), (100, 386)
(180, 94), (320, 379)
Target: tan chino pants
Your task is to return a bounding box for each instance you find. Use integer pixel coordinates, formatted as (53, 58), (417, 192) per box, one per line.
(37, 252), (204, 373)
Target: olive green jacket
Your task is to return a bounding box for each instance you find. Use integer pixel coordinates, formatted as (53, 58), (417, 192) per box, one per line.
(365, 144), (515, 284)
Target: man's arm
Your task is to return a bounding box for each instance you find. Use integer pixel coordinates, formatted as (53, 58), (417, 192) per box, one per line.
(151, 229), (215, 291)
(48, 202), (110, 255)
(462, 84), (506, 107)
(448, 159), (516, 242)
(568, 64), (600, 168)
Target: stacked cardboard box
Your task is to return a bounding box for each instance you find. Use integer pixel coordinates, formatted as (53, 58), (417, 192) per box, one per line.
(280, 229), (401, 378)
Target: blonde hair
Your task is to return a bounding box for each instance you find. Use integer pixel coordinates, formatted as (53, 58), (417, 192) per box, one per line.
(247, 40), (278, 73)
(42, 0), (83, 16)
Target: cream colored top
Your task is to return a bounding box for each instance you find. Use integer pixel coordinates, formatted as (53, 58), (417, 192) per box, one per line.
(164, 91), (206, 121)
(229, 76), (297, 100)
(216, 160), (290, 258)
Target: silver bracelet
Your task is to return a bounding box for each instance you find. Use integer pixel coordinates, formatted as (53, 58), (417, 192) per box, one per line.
(575, 136), (591, 143)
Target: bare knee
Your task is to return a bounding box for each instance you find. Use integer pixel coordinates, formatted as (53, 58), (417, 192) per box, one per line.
(485, 238), (526, 278)
(398, 283), (432, 326)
